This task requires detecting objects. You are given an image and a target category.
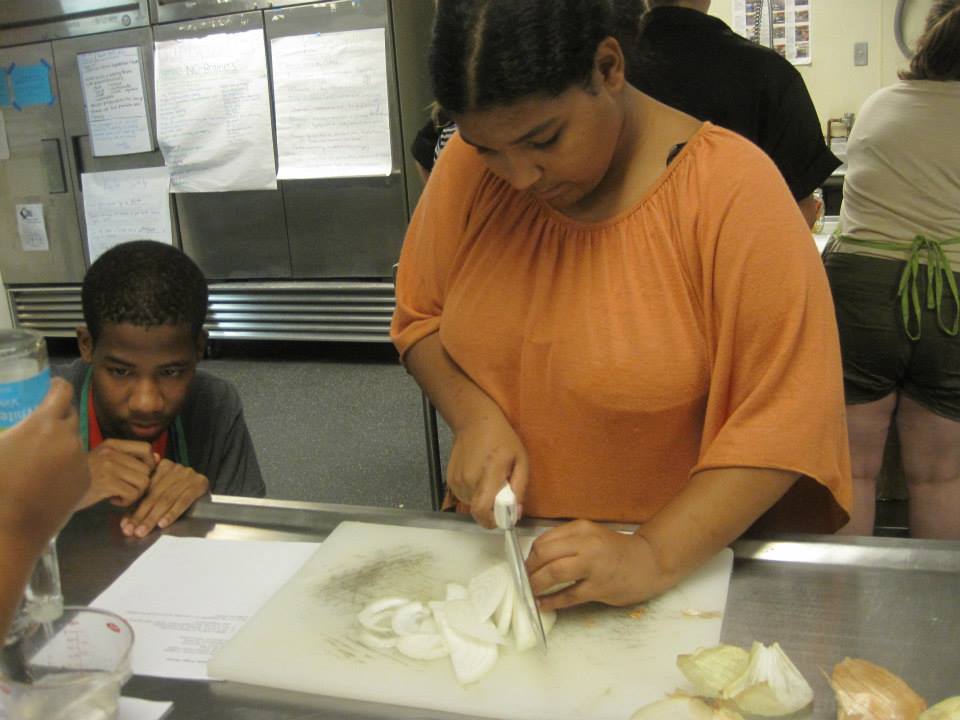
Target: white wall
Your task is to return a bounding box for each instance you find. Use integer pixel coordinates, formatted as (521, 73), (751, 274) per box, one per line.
(707, 0), (934, 131)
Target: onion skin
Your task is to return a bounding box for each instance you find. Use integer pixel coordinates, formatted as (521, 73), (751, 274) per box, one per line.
(830, 658), (927, 720)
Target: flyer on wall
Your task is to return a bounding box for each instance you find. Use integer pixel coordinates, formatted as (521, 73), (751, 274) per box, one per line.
(732, 0), (812, 66)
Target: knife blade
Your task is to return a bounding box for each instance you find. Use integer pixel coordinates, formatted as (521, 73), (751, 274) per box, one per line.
(494, 484), (547, 652)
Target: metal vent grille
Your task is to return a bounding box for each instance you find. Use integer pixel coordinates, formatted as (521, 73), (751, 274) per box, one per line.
(9, 281), (396, 343)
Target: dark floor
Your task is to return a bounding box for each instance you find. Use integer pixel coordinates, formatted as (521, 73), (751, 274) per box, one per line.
(48, 338), (453, 511)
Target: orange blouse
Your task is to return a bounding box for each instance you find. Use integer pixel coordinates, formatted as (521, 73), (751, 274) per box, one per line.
(392, 124), (851, 531)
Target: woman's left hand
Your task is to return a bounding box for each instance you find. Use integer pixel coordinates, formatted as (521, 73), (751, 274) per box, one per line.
(525, 520), (665, 611)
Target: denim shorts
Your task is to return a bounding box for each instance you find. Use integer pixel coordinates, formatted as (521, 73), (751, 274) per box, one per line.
(824, 251), (960, 420)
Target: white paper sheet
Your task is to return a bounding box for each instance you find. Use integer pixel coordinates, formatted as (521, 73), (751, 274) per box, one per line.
(272, 28), (393, 180)
(0, 110), (9, 160)
(15, 203), (49, 251)
(91, 536), (318, 680)
(155, 29), (277, 192)
(78, 47), (153, 157)
(81, 167), (172, 264)
(0, 697), (172, 720)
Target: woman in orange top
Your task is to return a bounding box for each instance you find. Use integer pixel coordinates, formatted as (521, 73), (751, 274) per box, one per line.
(392, 0), (851, 611)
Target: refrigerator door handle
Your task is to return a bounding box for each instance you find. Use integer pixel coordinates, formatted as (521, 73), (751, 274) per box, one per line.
(40, 138), (67, 194)
(70, 135), (88, 192)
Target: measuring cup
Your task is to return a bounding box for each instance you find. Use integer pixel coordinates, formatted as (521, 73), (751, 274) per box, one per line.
(0, 607), (134, 720)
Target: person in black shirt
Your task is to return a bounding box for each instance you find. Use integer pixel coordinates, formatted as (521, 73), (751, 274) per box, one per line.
(632, 0), (839, 227)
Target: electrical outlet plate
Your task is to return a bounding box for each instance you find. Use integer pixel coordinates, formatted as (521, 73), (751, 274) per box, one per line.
(854, 42), (869, 66)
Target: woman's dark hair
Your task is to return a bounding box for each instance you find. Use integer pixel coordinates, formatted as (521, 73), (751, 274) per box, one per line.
(430, 0), (644, 114)
(900, 0), (960, 81)
(82, 240), (209, 343)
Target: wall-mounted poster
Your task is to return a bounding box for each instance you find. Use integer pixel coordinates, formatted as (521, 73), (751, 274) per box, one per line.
(271, 28), (392, 180)
(732, 0), (812, 66)
(77, 47), (153, 157)
(155, 29), (277, 192)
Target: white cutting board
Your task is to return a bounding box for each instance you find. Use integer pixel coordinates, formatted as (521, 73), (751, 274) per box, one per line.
(210, 521), (733, 720)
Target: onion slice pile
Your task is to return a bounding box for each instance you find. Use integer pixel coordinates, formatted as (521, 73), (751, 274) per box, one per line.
(355, 561), (557, 684)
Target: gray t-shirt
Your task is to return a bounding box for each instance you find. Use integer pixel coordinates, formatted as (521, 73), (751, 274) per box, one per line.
(54, 358), (266, 498)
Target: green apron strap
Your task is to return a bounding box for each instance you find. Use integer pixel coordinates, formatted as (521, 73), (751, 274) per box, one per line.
(79, 365), (189, 468)
(837, 234), (960, 341)
(173, 416), (190, 468)
(79, 366), (93, 449)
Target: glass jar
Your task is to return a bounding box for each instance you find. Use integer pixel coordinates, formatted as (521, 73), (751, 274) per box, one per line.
(0, 329), (63, 636)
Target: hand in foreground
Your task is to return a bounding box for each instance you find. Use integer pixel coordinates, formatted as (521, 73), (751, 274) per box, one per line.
(526, 520), (664, 611)
(0, 378), (90, 552)
(82, 438), (157, 509)
(121, 459), (209, 538)
(448, 414), (529, 529)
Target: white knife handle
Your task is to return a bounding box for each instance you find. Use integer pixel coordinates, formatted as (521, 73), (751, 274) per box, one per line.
(494, 484), (518, 530)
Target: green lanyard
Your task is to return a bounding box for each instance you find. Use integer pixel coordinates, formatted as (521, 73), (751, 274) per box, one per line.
(79, 367), (190, 467)
(836, 233), (960, 341)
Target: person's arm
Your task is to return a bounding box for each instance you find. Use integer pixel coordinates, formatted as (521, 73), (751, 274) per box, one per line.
(80, 438), (155, 509)
(0, 379), (90, 637)
(120, 460), (209, 538)
(405, 332), (529, 528)
(797, 192), (822, 229)
(527, 467), (797, 610)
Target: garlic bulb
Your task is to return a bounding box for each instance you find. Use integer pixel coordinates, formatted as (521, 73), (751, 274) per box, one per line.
(721, 641), (814, 716)
(629, 696), (744, 720)
(678, 644), (750, 698)
(920, 697), (960, 719)
(830, 658), (927, 720)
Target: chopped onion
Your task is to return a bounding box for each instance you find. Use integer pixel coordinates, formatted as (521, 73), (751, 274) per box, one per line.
(511, 587), (537, 653)
(391, 601), (435, 636)
(359, 630), (397, 649)
(429, 600), (498, 685)
(494, 576), (515, 636)
(468, 563), (510, 620)
(920, 697), (960, 720)
(444, 598), (506, 645)
(396, 633), (449, 660)
(358, 597), (410, 633)
(445, 583), (468, 601)
(630, 696), (745, 719)
(678, 645), (750, 698)
(722, 642), (813, 717)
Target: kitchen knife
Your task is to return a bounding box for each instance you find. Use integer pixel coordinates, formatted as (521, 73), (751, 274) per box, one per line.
(494, 484), (547, 652)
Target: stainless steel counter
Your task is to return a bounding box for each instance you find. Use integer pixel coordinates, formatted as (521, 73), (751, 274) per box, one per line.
(58, 496), (960, 719)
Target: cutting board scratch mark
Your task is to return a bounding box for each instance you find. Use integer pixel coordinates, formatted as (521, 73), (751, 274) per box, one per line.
(321, 633), (419, 669)
(310, 546), (438, 610)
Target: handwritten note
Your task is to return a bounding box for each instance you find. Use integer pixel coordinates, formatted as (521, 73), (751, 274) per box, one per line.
(271, 28), (393, 180)
(81, 167), (172, 263)
(10, 61), (54, 109)
(154, 29), (276, 192)
(15, 204), (49, 251)
(78, 47), (153, 157)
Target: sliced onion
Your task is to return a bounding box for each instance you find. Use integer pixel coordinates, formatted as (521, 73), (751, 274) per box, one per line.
(445, 583), (468, 601)
(396, 633), (449, 660)
(494, 577), (514, 636)
(358, 597), (409, 633)
(444, 598), (507, 645)
(468, 563), (510, 620)
(359, 630), (397, 649)
(430, 601), (498, 685)
(511, 589), (536, 652)
(391, 601), (433, 636)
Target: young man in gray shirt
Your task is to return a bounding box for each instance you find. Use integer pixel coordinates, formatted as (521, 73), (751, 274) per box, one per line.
(55, 240), (265, 538)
